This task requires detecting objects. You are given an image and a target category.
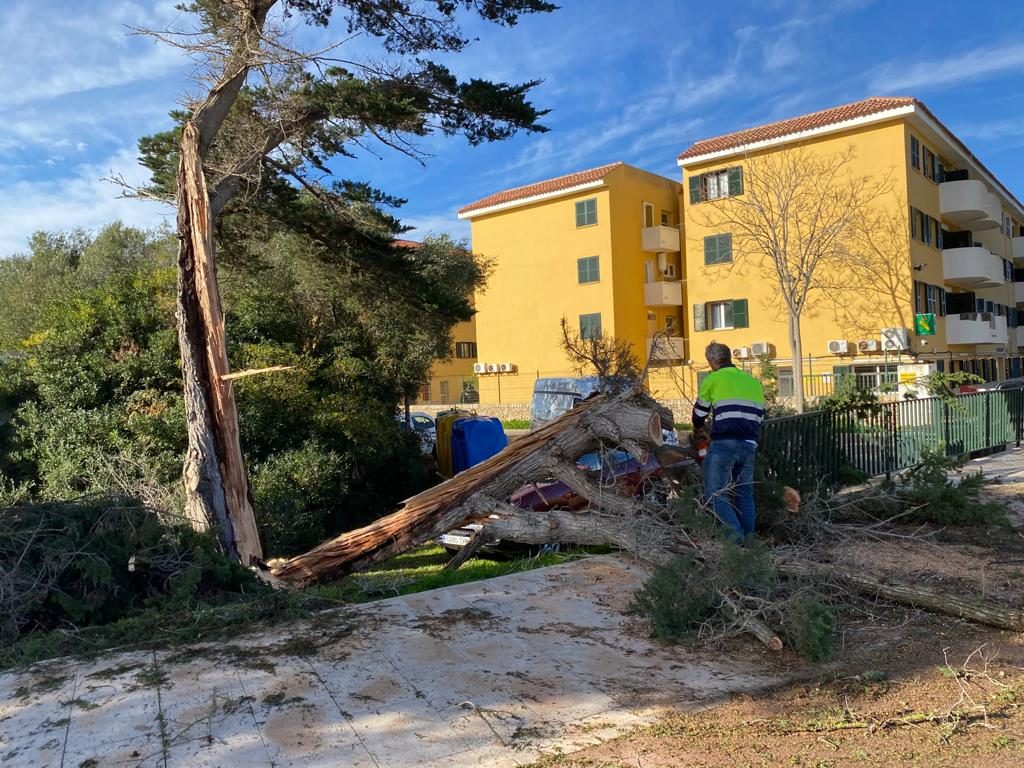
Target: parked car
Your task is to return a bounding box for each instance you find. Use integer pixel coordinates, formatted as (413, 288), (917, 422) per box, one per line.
(396, 411), (437, 455)
(960, 377), (1024, 393)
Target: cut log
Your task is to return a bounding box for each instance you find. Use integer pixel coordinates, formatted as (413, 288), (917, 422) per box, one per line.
(776, 557), (1024, 632)
(271, 392), (666, 586)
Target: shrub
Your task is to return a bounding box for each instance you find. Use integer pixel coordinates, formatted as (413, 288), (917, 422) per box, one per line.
(502, 418), (530, 430)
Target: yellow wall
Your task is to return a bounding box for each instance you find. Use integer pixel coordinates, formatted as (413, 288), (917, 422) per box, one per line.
(468, 165), (682, 403)
(417, 316), (477, 405)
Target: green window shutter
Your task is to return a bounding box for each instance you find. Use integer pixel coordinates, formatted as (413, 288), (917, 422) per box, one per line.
(720, 233), (732, 262)
(728, 167), (743, 196)
(693, 303), (707, 332)
(732, 298), (749, 328)
(703, 236), (714, 265)
(688, 175), (701, 204)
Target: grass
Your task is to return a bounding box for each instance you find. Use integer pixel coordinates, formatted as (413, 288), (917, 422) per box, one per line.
(2, 543), (599, 671)
(502, 418), (531, 430)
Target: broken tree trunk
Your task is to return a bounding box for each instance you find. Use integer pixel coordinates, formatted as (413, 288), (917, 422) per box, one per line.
(175, 121), (262, 564)
(776, 557), (1024, 632)
(271, 392), (665, 586)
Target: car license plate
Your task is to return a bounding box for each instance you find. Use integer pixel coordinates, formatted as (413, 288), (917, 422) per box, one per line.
(441, 534), (471, 547)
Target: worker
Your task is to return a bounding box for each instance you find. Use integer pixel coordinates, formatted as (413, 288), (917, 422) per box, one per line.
(691, 342), (766, 541)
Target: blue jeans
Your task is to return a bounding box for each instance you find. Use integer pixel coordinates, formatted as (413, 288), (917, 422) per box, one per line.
(703, 439), (757, 540)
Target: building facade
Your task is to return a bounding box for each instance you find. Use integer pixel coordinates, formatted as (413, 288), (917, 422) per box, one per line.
(457, 162), (684, 403)
(415, 316), (479, 405)
(679, 97), (1023, 396)
(457, 97), (1023, 405)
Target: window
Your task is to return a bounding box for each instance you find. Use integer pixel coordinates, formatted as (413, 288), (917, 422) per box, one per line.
(664, 263), (677, 278)
(577, 255), (600, 284)
(439, 380), (450, 403)
(706, 299), (749, 330)
(665, 315), (676, 333)
(910, 136), (920, 170)
(575, 198), (597, 227)
(642, 202), (654, 228)
(910, 207), (940, 248)
(925, 284), (940, 316)
(922, 147), (934, 181)
(703, 233), (733, 265)
(1004, 259), (1014, 282)
(454, 341), (477, 358)
(660, 210), (671, 226)
(777, 367), (794, 397)
(579, 312), (602, 340)
(689, 166), (743, 203)
(419, 383), (430, 402)
(644, 261), (654, 284)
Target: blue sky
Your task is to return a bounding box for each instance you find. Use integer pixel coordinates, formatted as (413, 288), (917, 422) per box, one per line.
(4, 0), (1024, 256)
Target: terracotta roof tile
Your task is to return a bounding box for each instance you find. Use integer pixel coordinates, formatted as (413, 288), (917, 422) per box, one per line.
(678, 97), (915, 162)
(458, 161), (623, 216)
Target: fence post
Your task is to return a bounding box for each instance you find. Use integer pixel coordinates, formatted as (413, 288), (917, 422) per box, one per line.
(984, 391), (991, 452)
(943, 400), (951, 456)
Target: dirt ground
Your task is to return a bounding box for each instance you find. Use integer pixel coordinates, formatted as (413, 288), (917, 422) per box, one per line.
(524, 469), (1024, 768)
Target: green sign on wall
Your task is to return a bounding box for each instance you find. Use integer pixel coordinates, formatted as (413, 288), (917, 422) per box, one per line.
(914, 313), (936, 336)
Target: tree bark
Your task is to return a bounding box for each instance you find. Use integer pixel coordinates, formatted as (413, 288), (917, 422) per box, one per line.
(789, 313), (806, 413)
(176, 122), (263, 564)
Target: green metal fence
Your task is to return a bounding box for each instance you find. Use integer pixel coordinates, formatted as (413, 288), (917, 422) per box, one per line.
(759, 389), (1024, 490)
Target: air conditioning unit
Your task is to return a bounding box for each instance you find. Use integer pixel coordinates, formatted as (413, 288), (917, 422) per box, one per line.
(857, 339), (879, 353)
(881, 327), (910, 351)
(485, 363), (499, 373)
(732, 346), (751, 360)
(498, 362), (516, 373)
(750, 341), (771, 357)
(827, 339), (849, 355)
(472, 362), (487, 374)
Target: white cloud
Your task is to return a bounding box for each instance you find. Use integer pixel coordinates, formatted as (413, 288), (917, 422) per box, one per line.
(956, 116), (1024, 142)
(402, 212), (469, 242)
(0, 146), (172, 257)
(870, 42), (1024, 93)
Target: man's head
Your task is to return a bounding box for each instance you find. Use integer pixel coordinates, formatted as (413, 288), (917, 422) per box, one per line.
(705, 341), (731, 371)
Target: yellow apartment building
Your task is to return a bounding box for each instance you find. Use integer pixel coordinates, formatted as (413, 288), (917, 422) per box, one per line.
(679, 96), (1023, 396)
(457, 162), (685, 403)
(415, 316), (479, 405)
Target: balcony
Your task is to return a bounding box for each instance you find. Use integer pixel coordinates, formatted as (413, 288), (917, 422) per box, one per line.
(1013, 326), (1024, 351)
(1015, 236), (1024, 264)
(641, 225), (680, 253)
(941, 246), (1006, 289)
(644, 280), (683, 306)
(945, 312), (1009, 346)
(939, 179), (1001, 230)
(648, 335), (686, 362)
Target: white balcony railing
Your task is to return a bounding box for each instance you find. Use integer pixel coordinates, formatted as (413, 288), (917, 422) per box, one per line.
(648, 335), (686, 361)
(641, 225), (680, 253)
(939, 179), (1001, 230)
(643, 280), (683, 306)
(941, 246), (1005, 289)
(945, 312), (1009, 346)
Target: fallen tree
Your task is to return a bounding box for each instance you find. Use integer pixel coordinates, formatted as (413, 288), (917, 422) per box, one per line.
(270, 389), (1022, 656)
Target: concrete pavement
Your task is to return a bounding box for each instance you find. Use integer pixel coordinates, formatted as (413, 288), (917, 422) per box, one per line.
(0, 556), (782, 768)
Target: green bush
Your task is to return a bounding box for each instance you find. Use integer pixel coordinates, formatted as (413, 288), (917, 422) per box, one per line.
(502, 418), (530, 430)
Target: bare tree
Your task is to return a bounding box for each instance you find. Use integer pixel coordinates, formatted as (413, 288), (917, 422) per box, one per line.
(130, 1), (554, 563)
(825, 199), (913, 338)
(691, 146), (892, 411)
(559, 317), (641, 395)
